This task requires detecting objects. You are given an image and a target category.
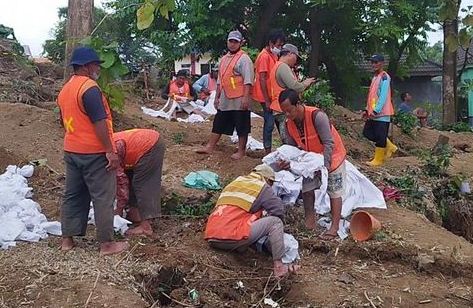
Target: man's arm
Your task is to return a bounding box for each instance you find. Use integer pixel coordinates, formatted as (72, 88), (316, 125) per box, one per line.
(374, 75), (390, 114)
(115, 140), (129, 216)
(240, 55), (254, 110)
(161, 82), (171, 100)
(250, 185), (285, 220)
(259, 72), (271, 108)
(192, 75), (206, 93)
(276, 64), (306, 93)
(313, 111), (334, 169)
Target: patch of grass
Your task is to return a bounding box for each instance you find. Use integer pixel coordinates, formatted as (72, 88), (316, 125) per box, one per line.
(172, 132), (186, 144)
(418, 145), (453, 177)
(173, 201), (214, 217)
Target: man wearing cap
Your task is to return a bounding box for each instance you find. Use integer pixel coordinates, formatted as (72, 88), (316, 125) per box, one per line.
(57, 46), (129, 255)
(362, 54), (397, 166)
(204, 164), (298, 278)
(252, 29), (286, 154)
(161, 69), (198, 120)
(269, 44), (315, 144)
(193, 66), (219, 104)
(196, 30), (254, 160)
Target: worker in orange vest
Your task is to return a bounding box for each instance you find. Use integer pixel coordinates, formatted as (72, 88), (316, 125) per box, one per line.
(252, 29), (286, 154)
(113, 129), (165, 237)
(268, 44), (315, 145)
(161, 69), (198, 120)
(362, 54), (397, 166)
(193, 66), (218, 102)
(278, 89), (347, 240)
(205, 164), (299, 278)
(196, 30), (254, 160)
(57, 46), (129, 256)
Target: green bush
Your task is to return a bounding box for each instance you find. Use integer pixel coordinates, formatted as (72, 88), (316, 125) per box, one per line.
(443, 121), (472, 133)
(301, 80), (336, 114)
(393, 112), (417, 135)
(419, 145), (453, 177)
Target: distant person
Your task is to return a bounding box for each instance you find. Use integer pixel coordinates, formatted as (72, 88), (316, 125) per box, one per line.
(196, 30), (254, 160)
(57, 46), (129, 256)
(278, 89), (347, 239)
(113, 129), (165, 238)
(252, 29), (286, 154)
(161, 69), (198, 120)
(362, 54), (397, 166)
(269, 44), (315, 144)
(399, 92), (428, 127)
(204, 164), (298, 278)
(193, 66), (218, 104)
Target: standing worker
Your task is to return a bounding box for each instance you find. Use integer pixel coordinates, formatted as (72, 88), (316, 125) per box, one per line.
(57, 46), (129, 255)
(278, 89), (347, 239)
(113, 129), (165, 237)
(193, 66), (218, 103)
(196, 30), (254, 160)
(252, 29), (286, 154)
(362, 54), (397, 166)
(204, 164), (298, 278)
(269, 44), (315, 143)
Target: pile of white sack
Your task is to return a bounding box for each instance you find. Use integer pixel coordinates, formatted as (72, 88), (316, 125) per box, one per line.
(263, 145), (387, 239)
(0, 165), (61, 249)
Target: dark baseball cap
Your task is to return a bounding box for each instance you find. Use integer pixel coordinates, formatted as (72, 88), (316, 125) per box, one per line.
(370, 54), (385, 62)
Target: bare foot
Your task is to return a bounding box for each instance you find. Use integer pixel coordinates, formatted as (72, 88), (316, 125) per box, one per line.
(304, 215), (316, 230)
(125, 221), (154, 238)
(99, 241), (129, 256)
(196, 145), (214, 154)
(61, 237), (75, 251)
(231, 151), (245, 160)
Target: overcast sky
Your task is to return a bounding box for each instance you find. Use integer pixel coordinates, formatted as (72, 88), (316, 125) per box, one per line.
(1, 0), (473, 56)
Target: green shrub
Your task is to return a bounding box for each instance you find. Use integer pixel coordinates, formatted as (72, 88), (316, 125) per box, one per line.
(419, 145), (453, 177)
(443, 121), (472, 133)
(301, 80), (336, 114)
(393, 112), (417, 135)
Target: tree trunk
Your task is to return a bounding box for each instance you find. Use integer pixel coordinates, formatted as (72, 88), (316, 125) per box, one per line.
(252, 0), (285, 49)
(64, 0), (94, 79)
(308, 9), (322, 77)
(443, 17), (458, 125)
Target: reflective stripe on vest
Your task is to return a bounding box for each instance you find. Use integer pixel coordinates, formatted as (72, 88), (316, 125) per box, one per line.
(286, 106), (346, 171)
(57, 75), (114, 154)
(269, 61), (296, 112)
(113, 129), (160, 169)
(366, 71), (394, 116)
(169, 80), (191, 100)
(219, 50), (245, 99)
(215, 172), (266, 211)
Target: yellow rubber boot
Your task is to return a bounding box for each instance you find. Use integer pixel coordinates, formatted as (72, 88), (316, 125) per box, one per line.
(385, 138), (398, 159)
(366, 147), (386, 167)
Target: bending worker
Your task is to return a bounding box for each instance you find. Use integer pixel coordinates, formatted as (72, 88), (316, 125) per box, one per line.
(278, 89), (347, 240)
(113, 128), (165, 237)
(204, 164), (298, 278)
(362, 54), (397, 166)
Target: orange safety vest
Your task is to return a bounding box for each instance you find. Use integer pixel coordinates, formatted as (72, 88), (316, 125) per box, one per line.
(204, 205), (263, 241)
(269, 61), (297, 112)
(286, 106), (346, 172)
(366, 71), (394, 116)
(169, 80), (191, 100)
(252, 48), (277, 103)
(199, 74), (217, 100)
(219, 50), (245, 99)
(57, 75), (114, 154)
(113, 129), (160, 169)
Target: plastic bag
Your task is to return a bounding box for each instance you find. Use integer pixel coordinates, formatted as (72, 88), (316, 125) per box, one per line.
(183, 170), (221, 190)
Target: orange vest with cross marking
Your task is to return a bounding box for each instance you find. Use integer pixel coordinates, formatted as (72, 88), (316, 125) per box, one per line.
(219, 50), (246, 99)
(113, 129), (160, 169)
(57, 75), (114, 154)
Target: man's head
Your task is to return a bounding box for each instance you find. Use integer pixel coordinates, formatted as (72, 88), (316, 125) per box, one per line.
(253, 164), (276, 186)
(278, 44), (300, 67)
(266, 29), (286, 55)
(227, 30), (244, 54)
(278, 88), (304, 121)
(400, 92), (412, 103)
(70, 46), (103, 80)
(370, 54), (384, 73)
(175, 69), (189, 87)
(210, 65), (219, 79)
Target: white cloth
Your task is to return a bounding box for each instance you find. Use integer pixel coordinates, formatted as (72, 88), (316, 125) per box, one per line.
(230, 131), (264, 151)
(87, 206), (131, 235)
(282, 233), (300, 264)
(177, 114), (206, 123)
(0, 165), (61, 249)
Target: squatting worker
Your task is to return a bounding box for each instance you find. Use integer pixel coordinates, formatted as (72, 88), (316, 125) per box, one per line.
(196, 30), (254, 160)
(161, 69), (199, 120)
(204, 164), (299, 278)
(113, 128), (165, 237)
(362, 54), (397, 166)
(278, 89), (347, 240)
(269, 44), (315, 144)
(193, 66), (218, 103)
(57, 46), (129, 255)
(252, 29), (286, 154)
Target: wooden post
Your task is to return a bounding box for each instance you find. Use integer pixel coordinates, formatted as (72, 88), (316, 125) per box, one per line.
(64, 0), (94, 79)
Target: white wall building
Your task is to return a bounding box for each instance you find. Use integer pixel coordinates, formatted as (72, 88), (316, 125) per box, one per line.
(174, 52), (217, 76)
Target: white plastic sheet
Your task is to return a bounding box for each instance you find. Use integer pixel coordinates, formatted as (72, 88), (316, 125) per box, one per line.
(230, 131), (264, 151)
(0, 165), (61, 249)
(88, 206), (131, 235)
(282, 233), (300, 264)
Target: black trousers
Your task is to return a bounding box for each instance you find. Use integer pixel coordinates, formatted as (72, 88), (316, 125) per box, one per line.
(363, 119), (390, 148)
